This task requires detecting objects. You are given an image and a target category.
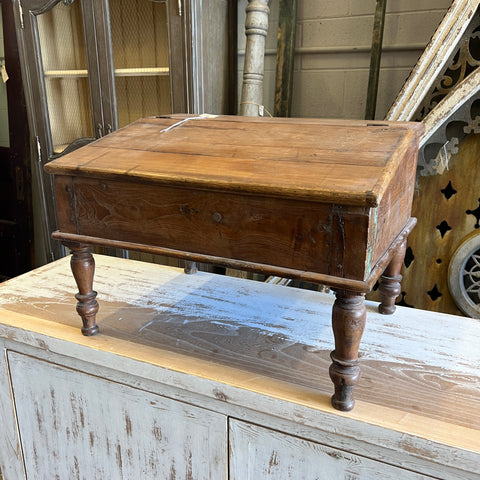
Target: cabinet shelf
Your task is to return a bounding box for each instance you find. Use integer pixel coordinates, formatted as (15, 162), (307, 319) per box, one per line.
(44, 69), (88, 78)
(115, 67), (169, 77)
(44, 67), (170, 78)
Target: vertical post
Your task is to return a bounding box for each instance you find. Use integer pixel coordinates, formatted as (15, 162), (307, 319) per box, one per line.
(227, 0), (239, 114)
(378, 239), (406, 314)
(365, 0), (387, 120)
(65, 242), (99, 336)
(274, 0), (297, 117)
(329, 291), (366, 411)
(239, 0), (270, 116)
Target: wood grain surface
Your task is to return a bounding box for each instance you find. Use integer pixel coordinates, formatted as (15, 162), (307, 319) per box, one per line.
(53, 176), (372, 280)
(47, 115), (422, 292)
(45, 115), (423, 207)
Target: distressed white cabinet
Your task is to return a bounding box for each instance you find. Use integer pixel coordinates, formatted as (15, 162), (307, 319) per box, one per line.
(229, 420), (433, 480)
(0, 255), (479, 479)
(7, 352), (226, 479)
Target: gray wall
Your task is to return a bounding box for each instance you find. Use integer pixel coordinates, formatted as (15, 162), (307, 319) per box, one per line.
(238, 0), (452, 120)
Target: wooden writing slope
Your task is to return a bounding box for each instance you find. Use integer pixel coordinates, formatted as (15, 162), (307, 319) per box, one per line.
(45, 115), (424, 411)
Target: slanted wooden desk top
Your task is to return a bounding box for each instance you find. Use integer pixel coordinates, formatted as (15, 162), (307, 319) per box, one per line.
(45, 114), (424, 411)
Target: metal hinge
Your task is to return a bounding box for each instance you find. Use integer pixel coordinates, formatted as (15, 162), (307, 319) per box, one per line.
(178, 0), (183, 16)
(18, 1), (24, 29)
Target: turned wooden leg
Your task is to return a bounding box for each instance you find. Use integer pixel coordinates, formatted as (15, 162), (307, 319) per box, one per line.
(329, 291), (366, 411)
(64, 242), (99, 336)
(378, 239), (407, 315)
(184, 261), (198, 274)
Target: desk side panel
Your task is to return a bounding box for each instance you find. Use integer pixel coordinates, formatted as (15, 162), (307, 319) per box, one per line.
(54, 177), (370, 280)
(368, 142), (418, 273)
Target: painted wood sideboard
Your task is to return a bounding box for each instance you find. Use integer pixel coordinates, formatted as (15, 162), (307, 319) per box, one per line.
(0, 255), (479, 479)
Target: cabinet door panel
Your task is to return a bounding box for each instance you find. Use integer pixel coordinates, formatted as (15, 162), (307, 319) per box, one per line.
(7, 351), (226, 479)
(109, 0), (173, 127)
(229, 420), (434, 480)
(35, 0), (95, 154)
(16, 0), (99, 260)
(16, 0), (233, 263)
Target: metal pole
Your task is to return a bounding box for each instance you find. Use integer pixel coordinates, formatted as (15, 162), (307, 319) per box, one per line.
(274, 0), (297, 117)
(365, 0), (387, 120)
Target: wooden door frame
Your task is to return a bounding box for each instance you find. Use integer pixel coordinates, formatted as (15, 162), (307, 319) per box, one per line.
(0, 0), (34, 278)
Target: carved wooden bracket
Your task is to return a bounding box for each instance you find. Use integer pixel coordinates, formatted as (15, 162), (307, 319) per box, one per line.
(387, 0), (480, 122)
(387, 0), (480, 177)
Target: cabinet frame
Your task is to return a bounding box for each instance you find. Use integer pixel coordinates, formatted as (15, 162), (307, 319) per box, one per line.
(13, 0), (234, 263)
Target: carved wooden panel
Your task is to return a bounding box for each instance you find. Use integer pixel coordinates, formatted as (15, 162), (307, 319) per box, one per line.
(394, 133), (480, 314)
(384, 1), (480, 316)
(388, 0), (480, 123)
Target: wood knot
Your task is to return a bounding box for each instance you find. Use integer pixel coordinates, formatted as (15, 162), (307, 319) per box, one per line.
(212, 212), (223, 223)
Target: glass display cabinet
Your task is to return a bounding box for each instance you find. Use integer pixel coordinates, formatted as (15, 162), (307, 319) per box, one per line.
(13, 0), (234, 261)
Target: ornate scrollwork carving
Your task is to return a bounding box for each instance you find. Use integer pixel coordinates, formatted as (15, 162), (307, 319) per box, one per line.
(449, 232), (480, 318)
(415, 13), (480, 121)
(464, 251), (480, 300)
(418, 96), (480, 176)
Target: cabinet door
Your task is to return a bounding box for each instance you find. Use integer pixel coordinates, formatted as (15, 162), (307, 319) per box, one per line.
(0, 0), (34, 280)
(14, 0), (183, 261)
(7, 351), (227, 479)
(15, 0), (101, 260)
(14, 0), (233, 262)
(229, 420), (434, 480)
(108, 0), (182, 127)
(19, 0), (97, 155)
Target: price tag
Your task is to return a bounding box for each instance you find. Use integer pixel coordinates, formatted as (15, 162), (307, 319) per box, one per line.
(1, 64), (8, 83)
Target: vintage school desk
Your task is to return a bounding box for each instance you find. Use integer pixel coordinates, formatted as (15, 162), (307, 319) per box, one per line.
(45, 115), (424, 411)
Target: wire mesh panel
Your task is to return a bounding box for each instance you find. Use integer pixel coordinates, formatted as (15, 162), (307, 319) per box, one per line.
(109, 0), (172, 127)
(37, 1), (93, 154)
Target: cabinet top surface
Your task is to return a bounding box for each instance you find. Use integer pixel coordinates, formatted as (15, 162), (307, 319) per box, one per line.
(0, 254), (479, 457)
(45, 115), (424, 207)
